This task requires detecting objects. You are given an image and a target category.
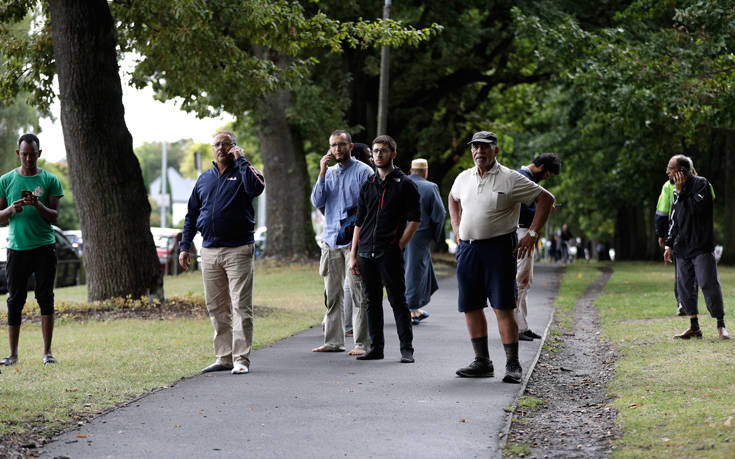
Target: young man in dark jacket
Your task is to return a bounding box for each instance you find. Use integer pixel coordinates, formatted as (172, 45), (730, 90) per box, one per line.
(664, 154), (728, 340)
(349, 135), (421, 363)
(179, 131), (265, 374)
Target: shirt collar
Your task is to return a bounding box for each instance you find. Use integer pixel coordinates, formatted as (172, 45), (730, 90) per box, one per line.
(472, 161), (500, 177)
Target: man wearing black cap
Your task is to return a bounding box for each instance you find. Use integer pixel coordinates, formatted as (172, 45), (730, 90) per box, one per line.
(448, 131), (555, 383)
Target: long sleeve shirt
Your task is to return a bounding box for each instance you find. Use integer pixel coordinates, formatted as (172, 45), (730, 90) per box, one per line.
(310, 159), (373, 250)
(180, 157), (265, 252)
(408, 174), (446, 243)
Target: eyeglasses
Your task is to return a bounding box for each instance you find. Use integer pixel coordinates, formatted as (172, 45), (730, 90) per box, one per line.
(329, 142), (349, 149)
(372, 148), (391, 155)
(212, 141), (234, 148)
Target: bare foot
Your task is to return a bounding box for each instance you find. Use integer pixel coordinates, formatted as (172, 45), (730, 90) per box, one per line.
(312, 345), (342, 352)
(347, 347), (366, 356)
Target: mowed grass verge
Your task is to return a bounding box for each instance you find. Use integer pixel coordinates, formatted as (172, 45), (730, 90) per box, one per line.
(597, 262), (735, 458)
(0, 262), (325, 437)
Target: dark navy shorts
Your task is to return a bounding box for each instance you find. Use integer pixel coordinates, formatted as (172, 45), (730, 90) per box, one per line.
(456, 232), (518, 312)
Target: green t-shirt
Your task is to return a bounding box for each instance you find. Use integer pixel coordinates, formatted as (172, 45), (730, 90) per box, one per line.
(0, 168), (64, 250)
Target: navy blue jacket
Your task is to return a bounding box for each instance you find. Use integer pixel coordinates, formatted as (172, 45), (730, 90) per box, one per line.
(517, 166), (537, 228)
(180, 157), (265, 252)
(666, 175), (715, 259)
(355, 167), (420, 256)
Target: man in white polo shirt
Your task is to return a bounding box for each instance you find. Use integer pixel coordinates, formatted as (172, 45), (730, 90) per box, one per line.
(448, 131), (554, 383)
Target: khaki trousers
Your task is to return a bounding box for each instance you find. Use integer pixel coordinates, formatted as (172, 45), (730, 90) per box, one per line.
(514, 228), (534, 332)
(201, 244), (255, 367)
(319, 243), (368, 350)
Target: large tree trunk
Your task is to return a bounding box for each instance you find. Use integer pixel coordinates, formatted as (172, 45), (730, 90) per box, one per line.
(48, 0), (163, 301)
(614, 205), (649, 260)
(253, 47), (318, 260)
(709, 128), (735, 265)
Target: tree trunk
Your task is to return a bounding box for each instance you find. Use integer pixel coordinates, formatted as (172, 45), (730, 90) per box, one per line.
(48, 0), (163, 301)
(255, 90), (318, 260)
(710, 128), (735, 265)
(614, 205), (648, 260)
(252, 47), (318, 260)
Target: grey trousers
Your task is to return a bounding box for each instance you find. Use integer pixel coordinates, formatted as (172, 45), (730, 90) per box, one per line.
(675, 251), (724, 318)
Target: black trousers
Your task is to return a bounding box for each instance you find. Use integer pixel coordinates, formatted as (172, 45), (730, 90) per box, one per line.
(6, 244), (57, 326)
(358, 248), (413, 353)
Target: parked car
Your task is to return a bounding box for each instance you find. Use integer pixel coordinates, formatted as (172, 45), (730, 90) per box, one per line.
(151, 227), (197, 275)
(0, 225), (84, 293)
(62, 229), (83, 256)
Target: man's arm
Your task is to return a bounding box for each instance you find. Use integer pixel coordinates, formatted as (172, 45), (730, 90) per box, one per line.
(349, 225), (361, 276)
(448, 195), (462, 244)
(179, 186), (202, 270)
(516, 189), (554, 259)
(398, 221), (420, 250)
(0, 197), (24, 225)
(26, 194), (60, 224)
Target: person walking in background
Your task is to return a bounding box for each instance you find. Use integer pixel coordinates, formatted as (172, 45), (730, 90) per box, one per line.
(179, 130), (265, 374)
(448, 131), (554, 383)
(0, 134), (64, 367)
(663, 155), (728, 340)
(515, 153), (561, 341)
(405, 158), (446, 325)
(349, 135), (421, 363)
(311, 130), (373, 355)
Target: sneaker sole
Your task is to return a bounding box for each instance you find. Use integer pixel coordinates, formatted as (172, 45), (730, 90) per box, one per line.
(456, 370), (493, 378)
(502, 374), (522, 384)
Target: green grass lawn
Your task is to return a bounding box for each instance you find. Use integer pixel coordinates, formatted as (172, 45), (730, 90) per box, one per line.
(0, 262), (325, 437)
(598, 262), (735, 458)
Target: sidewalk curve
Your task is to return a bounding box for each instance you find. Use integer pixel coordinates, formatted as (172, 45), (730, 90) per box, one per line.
(42, 264), (561, 459)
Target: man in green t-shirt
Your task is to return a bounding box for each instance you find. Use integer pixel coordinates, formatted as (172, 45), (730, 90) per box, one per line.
(0, 133), (64, 367)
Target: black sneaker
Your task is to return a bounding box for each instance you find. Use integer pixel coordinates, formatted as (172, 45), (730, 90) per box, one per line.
(526, 329), (542, 340)
(502, 361), (522, 384)
(356, 348), (384, 360)
(400, 350), (414, 363)
(456, 358), (494, 378)
(518, 331), (533, 341)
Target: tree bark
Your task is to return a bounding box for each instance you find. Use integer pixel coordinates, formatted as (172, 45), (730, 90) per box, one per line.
(614, 205), (648, 260)
(48, 0), (163, 300)
(255, 89), (318, 260)
(252, 47), (317, 260)
(709, 128), (735, 265)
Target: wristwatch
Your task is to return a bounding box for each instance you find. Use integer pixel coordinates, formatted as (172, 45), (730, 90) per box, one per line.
(528, 229), (539, 239)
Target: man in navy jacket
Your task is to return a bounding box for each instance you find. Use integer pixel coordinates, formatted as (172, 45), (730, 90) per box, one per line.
(179, 131), (265, 374)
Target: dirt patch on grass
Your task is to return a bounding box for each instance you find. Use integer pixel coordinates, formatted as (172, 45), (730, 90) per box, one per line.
(2, 299), (276, 324)
(505, 266), (621, 458)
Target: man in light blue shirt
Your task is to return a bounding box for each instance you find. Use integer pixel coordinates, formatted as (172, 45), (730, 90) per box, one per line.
(311, 130), (373, 355)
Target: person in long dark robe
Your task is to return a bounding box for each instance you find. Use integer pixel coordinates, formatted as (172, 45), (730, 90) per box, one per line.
(404, 159), (446, 325)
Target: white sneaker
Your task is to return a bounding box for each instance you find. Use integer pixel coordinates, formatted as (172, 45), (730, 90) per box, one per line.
(231, 363), (249, 374)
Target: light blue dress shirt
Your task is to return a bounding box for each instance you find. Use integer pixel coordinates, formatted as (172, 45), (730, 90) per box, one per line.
(311, 159), (374, 250)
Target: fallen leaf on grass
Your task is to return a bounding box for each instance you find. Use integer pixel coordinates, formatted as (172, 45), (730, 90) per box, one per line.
(629, 404), (640, 409)
(661, 438), (670, 442)
(725, 417), (732, 427)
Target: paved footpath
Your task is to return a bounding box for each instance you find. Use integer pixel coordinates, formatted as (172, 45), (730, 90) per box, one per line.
(42, 264), (561, 459)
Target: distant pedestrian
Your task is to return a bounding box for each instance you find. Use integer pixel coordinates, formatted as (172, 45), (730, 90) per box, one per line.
(349, 135), (421, 363)
(448, 131), (554, 383)
(0, 133), (64, 367)
(664, 155), (728, 340)
(515, 153), (561, 342)
(404, 158), (446, 325)
(311, 130), (372, 355)
(179, 131), (265, 374)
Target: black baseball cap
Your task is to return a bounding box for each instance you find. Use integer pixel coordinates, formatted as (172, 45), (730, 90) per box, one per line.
(467, 131), (498, 145)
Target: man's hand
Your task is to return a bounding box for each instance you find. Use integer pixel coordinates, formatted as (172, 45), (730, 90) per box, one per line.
(319, 152), (333, 177)
(664, 247), (673, 265)
(673, 171), (687, 193)
(515, 233), (536, 259)
(11, 199), (25, 214)
(349, 254), (360, 276)
(229, 145), (245, 160)
(179, 251), (191, 271)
